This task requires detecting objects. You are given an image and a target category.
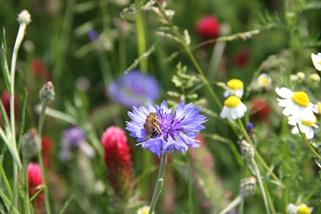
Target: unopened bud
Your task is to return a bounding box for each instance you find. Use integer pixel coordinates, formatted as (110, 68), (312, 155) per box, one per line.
(296, 72), (305, 80)
(22, 128), (40, 160)
(310, 73), (320, 82)
(240, 177), (256, 198)
(39, 81), (55, 104)
(17, 10), (31, 25)
(240, 140), (254, 161)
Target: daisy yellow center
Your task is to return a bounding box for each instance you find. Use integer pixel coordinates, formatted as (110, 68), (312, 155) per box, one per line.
(297, 204), (310, 214)
(258, 76), (270, 87)
(227, 79), (244, 90)
(302, 118), (316, 127)
(224, 96), (242, 108)
(291, 91), (309, 107)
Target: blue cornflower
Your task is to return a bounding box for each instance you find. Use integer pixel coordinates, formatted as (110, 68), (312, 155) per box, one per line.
(59, 127), (95, 160)
(61, 127), (85, 149)
(88, 30), (98, 41)
(108, 71), (160, 108)
(126, 101), (206, 156)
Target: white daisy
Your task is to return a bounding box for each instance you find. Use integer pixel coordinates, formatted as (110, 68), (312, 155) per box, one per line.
(220, 96), (247, 120)
(224, 79), (244, 98)
(275, 87), (315, 121)
(257, 73), (272, 89)
(311, 52), (321, 71)
(289, 115), (318, 140)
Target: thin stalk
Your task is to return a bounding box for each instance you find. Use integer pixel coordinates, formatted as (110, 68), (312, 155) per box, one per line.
(238, 200), (244, 214)
(218, 195), (242, 214)
(298, 127), (321, 160)
(237, 119), (282, 186)
(183, 46), (222, 108)
(9, 15), (29, 211)
(37, 103), (51, 214)
(237, 119), (272, 213)
(135, 0), (148, 72)
(149, 154), (167, 213)
(251, 161), (270, 214)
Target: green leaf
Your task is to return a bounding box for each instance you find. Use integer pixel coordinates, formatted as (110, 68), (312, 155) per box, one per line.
(0, 28), (11, 90)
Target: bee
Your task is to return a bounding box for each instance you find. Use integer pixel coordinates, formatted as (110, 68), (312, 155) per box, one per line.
(144, 113), (162, 138)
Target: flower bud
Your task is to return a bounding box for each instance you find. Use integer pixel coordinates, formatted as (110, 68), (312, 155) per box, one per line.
(22, 128), (40, 160)
(27, 162), (44, 210)
(310, 73), (320, 82)
(17, 10), (31, 25)
(240, 177), (256, 198)
(240, 140), (254, 161)
(39, 81), (55, 104)
(101, 126), (133, 199)
(296, 72), (305, 80)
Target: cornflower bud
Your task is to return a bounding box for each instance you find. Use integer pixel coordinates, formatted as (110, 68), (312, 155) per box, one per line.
(17, 10), (31, 25)
(240, 177), (256, 198)
(240, 140), (254, 161)
(22, 128), (40, 160)
(39, 81), (55, 104)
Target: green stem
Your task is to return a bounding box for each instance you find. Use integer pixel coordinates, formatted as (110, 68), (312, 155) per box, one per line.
(218, 195), (242, 214)
(298, 127), (321, 160)
(135, 0), (148, 73)
(251, 160), (270, 214)
(9, 18), (28, 212)
(237, 119), (273, 213)
(149, 153), (167, 214)
(237, 119), (282, 186)
(183, 46), (222, 108)
(37, 103), (51, 214)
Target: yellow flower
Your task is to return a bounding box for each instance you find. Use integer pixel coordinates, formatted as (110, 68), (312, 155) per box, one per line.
(137, 206), (152, 214)
(224, 79), (244, 98)
(257, 73), (272, 89)
(220, 96), (247, 120)
(297, 203), (311, 214)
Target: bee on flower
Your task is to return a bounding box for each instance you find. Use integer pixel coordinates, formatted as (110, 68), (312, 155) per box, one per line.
(288, 115), (318, 140)
(311, 52), (321, 71)
(126, 101), (206, 157)
(257, 73), (272, 89)
(220, 96), (247, 120)
(223, 79), (244, 98)
(275, 87), (315, 121)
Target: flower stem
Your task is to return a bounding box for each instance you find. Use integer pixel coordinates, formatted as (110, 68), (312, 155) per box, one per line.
(298, 129), (321, 160)
(237, 119), (272, 214)
(135, 0), (148, 73)
(237, 119), (282, 186)
(218, 195), (242, 214)
(251, 160), (270, 214)
(9, 18), (28, 211)
(149, 153), (167, 214)
(37, 102), (51, 214)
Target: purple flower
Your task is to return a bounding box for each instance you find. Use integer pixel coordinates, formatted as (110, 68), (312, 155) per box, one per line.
(62, 127), (85, 148)
(88, 30), (98, 41)
(126, 101), (206, 156)
(59, 127), (93, 161)
(108, 71), (160, 108)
